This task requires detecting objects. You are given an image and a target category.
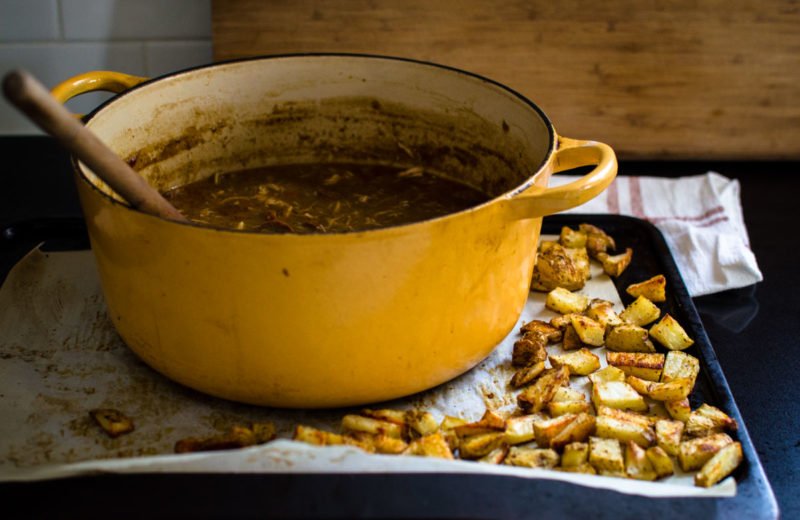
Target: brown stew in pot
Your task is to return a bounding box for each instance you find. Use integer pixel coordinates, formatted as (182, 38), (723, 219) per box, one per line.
(162, 163), (490, 234)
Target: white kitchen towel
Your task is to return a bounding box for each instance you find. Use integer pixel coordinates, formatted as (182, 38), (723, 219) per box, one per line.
(549, 172), (763, 297)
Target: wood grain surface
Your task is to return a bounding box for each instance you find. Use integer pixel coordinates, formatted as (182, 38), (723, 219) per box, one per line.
(212, 0), (800, 159)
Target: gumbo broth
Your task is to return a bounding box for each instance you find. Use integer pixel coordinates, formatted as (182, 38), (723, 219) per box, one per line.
(163, 163), (490, 233)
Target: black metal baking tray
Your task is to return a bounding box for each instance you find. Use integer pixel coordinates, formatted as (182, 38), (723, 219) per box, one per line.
(0, 214), (779, 519)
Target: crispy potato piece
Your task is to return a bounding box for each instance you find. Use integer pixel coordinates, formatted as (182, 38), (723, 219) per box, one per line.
(685, 404), (738, 437)
(512, 332), (548, 367)
(605, 324), (656, 353)
(176, 424), (274, 453)
(626, 275), (667, 302)
(360, 408), (407, 425)
(511, 361), (547, 388)
(619, 296), (661, 327)
(453, 410), (506, 437)
(549, 348), (601, 376)
(534, 414), (578, 448)
(655, 419), (684, 456)
(519, 319), (563, 342)
(665, 398), (692, 423)
(646, 446), (675, 478)
(532, 242), (588, 291)
(505, 447), (560, 469)
(406, 410), (439, 437)
(548, 400), (592, 417)
(518, 366), (570, 413)
(293, 425), (347, 447)
(559, 463), (598, 475)
(347, 432), (408, 454)
(553, 386), (586, 402)
(342, 415), (405, 439)
(588, 436), (625, 475)
(504, 414), (545, 445)
(595, 407), (655, 447)
(597, 248), (633, 278)
(561, 442), (589, 467)
(661, 351), (700, 386)
(627, 375), (694, 401)
(559, 226), (587, 248)
(458, 432), (506, 459)
(404, 432), (455, 459)
(565, 247), (591, 282)
(570, 315), (605, 347)
(591, 381), (648, 412)
(439, 415), (468, 450)
(545, 287), (589, 315)
(650, 314), (695, 351)
(625, 440), (658, 481)
(551, 413), (596, 450)
(695, 442), (743, 488)
(678, 433), (734, 471)
(586, 299), (624, 329)
(588, 365), (627, 385)
(579, 224), (616, 259)
(89, 408), (135, 439)
(562, 324), (588, 351)
(607, 351), (665, 381)
(478, 446), (509, 465)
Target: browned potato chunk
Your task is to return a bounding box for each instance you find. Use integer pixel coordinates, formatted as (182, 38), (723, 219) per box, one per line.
(591, 381), (648, 412)
(597, 248), (633, 277)
(547, 387), (590, 417)
(646, 446), (675, 478)
(626, 275), (667, 302)
(545, 287), (590, 315)
(620, 296), (661, 326)
(627, 375), (694, 401)
(89, 408), (135, 439)
(453, 409), (506, 437)
(561, 441), (590, 467)
(655, 419), (684, 456)
(534, 414), (578, 448)
(342, 415), (405, 439)
(649, 314), (695, 351)
(695, 442), (743, 488)
(512, 332), (548, 367)
(605, 324), (656, 353)
(625, 440), (658, 481)
(531, 242), (589, 291)
(588, 365), (627, 385)
(293, 425), (347, 447)
(665, 398), (692, 422)
(519, 319), (562, 342)
(562, 324), (589, 351)
(405, 410), (439, 437)
(661, 351), (700, 386)
(518, 366), (570, 413)
(176, 424), (275, 453)
(458, 432), (506, 459)
(678, 433), (734, 471)
(685, 403), (738, 437)
(586, 298), (624, 329)
(346, 432), (408, 454)
(559, 226), (587, 248)
(549, 347), (601, 376)
(579, 223), (616, 259)
(504, 413), (546, 445)
(607, 351), (665, 381)
(510, 361), (547, 389)
(550, 413), (596, 450)
(404, 432), (455, 459)
(478, 446), (509, 465)
(588, 436), (625, 475)
(595, 406), (655, 447)
(360, 408), (407, 425)
(570, 315), (605, 347)
(505, 447), (560, 469)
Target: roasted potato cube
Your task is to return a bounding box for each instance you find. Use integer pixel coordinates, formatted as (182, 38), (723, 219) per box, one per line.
(625, 440), (657, 481)
(655, 419), (684, 456)
(342, 415), (405, 439)
(695, 442), (743, 488)
(550, 313), (581, 331)
(518, 366), (570, 413)
(685, 403), (738, 437)
(627, 376), (694, 401)
(552, 386), (586, 402)
(512, 332), (548, 367)
(561, 442), (590, 467)
(579, 223), (616, 258)
(404, 432), (454, 459)
(505, 447), (560, 469)
(545, 287), (589, 315)
(360, 408), (407, 425)
(565, 247), (591, 283)
(551, 413), (596, 450)
(588, 365), (627, 385)
(665, 398), (692, 422)
(504, 414), (546, 445)
(558, 463), (598, 475)
(646, 446), (675, 478)
(405, 410), (439, 437)
(478, 446), (509, 465)
(649, 314), (695, 351)
(619, 296), (661, 327)
(548, 400), (592, 417)
(570, 315), (605, 347)
(588, 436), (625, 474)
(519, 319), (563, 342)
(626, 275), (667, 302)
(175, 425), (269, 454)
(439, 415), (468, 450)
(592, 381), (648, 412)
(597, 248), (633, 277)
(605, 324), (656, 353)
(89, 408), (135, 439)
(607, 351), (665, 381)
(458, 432), (506, 459)
(251, 422), (278, 444)
(293, 425), (347, 447)
(562, 324), (588, 351)
(510, 361), (547, 388)
(534, 414), (578, 448)
(678, 433), (734, 471)
(586, 298), (624, 329)
(347, 432), (408, 454)
(549, 348), (601, 376)
(453, 409), (506, 437)
(595, 407), (655, 447)
(559, 226), (587, 248)
(661, 351), (700, 385)
(532, 242), (588, 291)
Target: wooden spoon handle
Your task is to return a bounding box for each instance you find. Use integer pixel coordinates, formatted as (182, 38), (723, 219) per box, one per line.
(2, 69), (186, 222)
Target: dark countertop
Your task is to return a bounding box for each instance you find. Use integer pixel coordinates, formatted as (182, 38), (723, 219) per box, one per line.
(0, 136), (798, 519)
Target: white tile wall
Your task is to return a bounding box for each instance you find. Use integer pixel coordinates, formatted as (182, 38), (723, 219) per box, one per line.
(0, 0), (212, 134)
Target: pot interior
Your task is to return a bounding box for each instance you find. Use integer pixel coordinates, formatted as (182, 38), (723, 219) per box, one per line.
(80, 55), (554, 206)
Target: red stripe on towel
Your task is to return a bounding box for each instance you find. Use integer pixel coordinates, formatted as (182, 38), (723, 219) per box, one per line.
(607, 178), (620, 214)
(630, 177), (645, 217)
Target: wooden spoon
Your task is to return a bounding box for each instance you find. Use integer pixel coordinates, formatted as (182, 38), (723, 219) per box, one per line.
(2, 69), (186, 222)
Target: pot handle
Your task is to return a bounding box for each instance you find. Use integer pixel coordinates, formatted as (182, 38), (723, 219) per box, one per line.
(505, 136), (617, 219)
(51, 71), (149, 110)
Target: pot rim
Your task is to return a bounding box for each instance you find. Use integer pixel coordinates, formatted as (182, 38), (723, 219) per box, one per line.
(74, 52), (557, 236)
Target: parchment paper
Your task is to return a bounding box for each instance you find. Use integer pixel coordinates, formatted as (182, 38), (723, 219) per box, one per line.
(0, 241), (735, 497)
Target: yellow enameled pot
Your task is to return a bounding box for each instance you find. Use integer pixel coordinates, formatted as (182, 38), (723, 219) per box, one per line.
(54, 55), (616, 408)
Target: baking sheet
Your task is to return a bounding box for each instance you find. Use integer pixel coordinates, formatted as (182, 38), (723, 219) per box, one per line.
(0, 239), (735, 497)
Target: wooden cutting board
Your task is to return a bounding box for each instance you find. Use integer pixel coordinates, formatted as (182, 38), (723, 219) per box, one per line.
(212, 0), (800, 159)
